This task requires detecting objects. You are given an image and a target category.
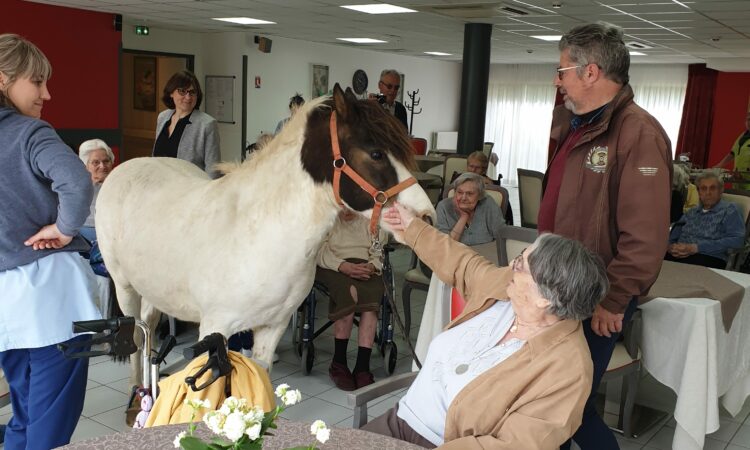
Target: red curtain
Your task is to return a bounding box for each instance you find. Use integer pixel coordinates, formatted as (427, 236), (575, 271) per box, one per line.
(675, 64), (718, 168)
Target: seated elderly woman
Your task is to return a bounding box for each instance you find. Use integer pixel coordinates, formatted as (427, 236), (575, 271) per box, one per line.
(316, 209), (387, 391)
(437, 172), (505, 245)
(373, 204), (606, 449)
(78, 138), (114, 242)
(667, 171), (745, 269)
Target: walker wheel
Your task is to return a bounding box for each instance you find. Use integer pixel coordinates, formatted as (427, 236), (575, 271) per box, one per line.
(383, 342), (397, 375)
(301, 342), (315, 375)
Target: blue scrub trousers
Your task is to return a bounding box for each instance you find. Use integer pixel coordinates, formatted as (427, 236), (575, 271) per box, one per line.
(561, 297), (639, 450)
(0, 334), (90, 450)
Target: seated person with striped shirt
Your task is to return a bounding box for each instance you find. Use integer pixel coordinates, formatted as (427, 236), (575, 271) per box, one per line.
(667, 172), (745, 269)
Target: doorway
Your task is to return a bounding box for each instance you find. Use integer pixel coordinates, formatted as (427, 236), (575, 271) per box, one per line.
(120, 50), (194, 162)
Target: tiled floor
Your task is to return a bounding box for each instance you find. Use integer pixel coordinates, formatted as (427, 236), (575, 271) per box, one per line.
(2, 187), (750, 449)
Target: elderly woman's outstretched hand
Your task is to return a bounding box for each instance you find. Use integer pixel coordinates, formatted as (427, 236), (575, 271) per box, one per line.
(383, 202), (418, 244)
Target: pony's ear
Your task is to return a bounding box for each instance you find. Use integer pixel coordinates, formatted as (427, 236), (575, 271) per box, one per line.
(332, 83), (349, 119)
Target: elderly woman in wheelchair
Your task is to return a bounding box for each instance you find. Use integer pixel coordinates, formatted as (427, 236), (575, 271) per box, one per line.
(316, 208), (388, 391)
(375, 203), (607, 449)
(436, 172), (504, 245)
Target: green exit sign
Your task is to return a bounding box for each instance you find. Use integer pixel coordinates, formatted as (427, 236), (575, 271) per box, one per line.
(135, 25), (149, 36)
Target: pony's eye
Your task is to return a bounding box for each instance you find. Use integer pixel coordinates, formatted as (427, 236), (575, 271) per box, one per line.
(370, 151), (383, 160)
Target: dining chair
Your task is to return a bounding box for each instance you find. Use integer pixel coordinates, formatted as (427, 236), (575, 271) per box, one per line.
(410, 137), (427, 156)
(517, 168), (544, 229)
(720, 189), (750, 271)
(442, 155), (468, 196)
(601, 309), (643, 438)
(496, 226), (538, 266)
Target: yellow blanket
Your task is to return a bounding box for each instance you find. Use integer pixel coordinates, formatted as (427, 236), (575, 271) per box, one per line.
(145, 351), (275, 427)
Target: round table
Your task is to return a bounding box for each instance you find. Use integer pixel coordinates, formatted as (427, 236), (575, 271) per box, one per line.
(59, 419), (427, 449)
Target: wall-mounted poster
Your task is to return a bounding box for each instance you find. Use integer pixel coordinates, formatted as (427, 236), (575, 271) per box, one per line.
(311, 64), (329, 99)
(133, 56), (157, 111)
(205, 75), (235, 123)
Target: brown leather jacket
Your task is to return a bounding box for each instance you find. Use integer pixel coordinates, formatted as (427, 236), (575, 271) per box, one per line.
(545, 84), (673, 313)
(405, 220), (592, 450)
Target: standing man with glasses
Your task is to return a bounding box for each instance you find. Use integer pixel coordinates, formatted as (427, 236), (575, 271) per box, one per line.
(538, 23), (672, 449)
(372, 69), (408, 130)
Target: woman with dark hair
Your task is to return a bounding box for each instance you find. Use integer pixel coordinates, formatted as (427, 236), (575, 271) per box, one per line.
(153, 69), (220, 176)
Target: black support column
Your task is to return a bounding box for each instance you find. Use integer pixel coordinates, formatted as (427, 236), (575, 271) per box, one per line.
(457, 23), (492, 155)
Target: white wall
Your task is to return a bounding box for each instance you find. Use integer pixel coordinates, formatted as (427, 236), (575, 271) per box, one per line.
(124, 26), (462, 162)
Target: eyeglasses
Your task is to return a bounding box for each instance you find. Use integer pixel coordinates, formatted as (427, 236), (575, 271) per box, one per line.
(511, 248), (528, 273)
(379, 81), (400, 91)
(176, 87), (198, 97)
(556, 65), (582, 80)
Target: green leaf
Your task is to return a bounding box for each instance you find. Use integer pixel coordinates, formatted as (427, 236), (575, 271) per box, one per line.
(180, 436), (212, 450)
(236, 439), (263, 450)
(210, 437), (235, 447)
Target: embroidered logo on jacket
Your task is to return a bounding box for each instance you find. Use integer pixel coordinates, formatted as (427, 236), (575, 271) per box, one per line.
(638, 167), (659, 176)
(585, 146), (608, 173)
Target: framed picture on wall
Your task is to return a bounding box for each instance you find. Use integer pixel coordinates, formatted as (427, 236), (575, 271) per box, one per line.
(397, 73), (405, 104)
(133, 56), (157, 111)
(311, 64), (329, 99)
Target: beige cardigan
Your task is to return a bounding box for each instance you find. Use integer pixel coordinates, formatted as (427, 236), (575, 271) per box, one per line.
(405, 220), (593, 450)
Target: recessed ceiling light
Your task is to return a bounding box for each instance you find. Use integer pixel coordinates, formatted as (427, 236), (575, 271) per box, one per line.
(336, 38), (388, 44)
(629, 51), (646, 56)
(213, 17), (276, 25)
(531, 35), (562, 41)
(424, 51), (452, 56)
(341, 4), (417, 14)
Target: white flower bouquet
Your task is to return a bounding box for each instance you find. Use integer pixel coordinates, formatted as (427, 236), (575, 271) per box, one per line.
(175, 384), (329, 450)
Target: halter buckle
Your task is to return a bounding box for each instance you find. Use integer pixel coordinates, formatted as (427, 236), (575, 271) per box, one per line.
(374, 191), (388, 205)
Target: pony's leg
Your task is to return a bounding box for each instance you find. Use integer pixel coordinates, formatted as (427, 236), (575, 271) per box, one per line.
(250, 322), (288, 373)
(112, 282), (143, 387)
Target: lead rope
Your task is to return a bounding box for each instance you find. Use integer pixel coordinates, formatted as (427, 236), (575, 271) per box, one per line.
(372, 230), (423, 369)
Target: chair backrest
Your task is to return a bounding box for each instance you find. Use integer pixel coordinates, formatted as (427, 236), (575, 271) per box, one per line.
(411, 137), (427, 156)
(722, 189), (750, 225)
(445, 185), (509, 218)
(482, 142), (494, 158)
(442, 155), (468, 194)
(517, 168), (545, 229)
(496, 226), (538, 266)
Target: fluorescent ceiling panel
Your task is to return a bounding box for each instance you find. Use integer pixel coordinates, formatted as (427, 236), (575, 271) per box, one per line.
(336, 37), (387, 43)
(213, 17), (275, 25)
(341, 4), (417, 14)
(424, 51), (452, 56)
(531, 35), (562, 41)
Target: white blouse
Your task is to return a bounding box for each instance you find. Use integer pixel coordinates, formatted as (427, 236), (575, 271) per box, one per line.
(398, 300), (523, 446)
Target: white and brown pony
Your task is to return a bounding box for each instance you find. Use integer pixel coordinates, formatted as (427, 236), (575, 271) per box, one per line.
(96, 85), (435, 385)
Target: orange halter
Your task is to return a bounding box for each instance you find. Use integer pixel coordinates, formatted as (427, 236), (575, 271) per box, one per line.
(329, 112), (417, 235)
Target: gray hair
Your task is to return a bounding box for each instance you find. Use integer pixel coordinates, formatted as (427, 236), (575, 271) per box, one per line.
(380, 69), (401, 80)
(452, 172), (485, 198)
(672, 163), (689, 190)
(559, 23), (630, 85)
(695, 171), (723, 193)
(78, 139), (114, 164)
(527, 233), (608, 320)
(0, 34), (52, 110)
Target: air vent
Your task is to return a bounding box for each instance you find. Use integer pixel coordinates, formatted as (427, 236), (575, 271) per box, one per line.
(625, 41), (652, 50)
(496, 3), (532, 16)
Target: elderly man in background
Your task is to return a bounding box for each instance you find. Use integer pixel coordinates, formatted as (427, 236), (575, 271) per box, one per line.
(78, 139), (114, 243)
(374, 69), (408, 130)
(667, 172), (745, 269)
(539, 23), (672, 449)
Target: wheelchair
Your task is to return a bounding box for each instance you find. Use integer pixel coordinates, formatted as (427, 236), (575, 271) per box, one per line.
(293, 245), (399, 376)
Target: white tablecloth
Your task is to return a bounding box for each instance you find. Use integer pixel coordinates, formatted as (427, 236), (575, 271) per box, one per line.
(639, 268), (750, 450)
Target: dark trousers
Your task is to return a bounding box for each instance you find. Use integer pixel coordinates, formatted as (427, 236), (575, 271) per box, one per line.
(0, 335), (90, 450)
(561, 297), (639, 450)
(665, 253), (726, 269)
